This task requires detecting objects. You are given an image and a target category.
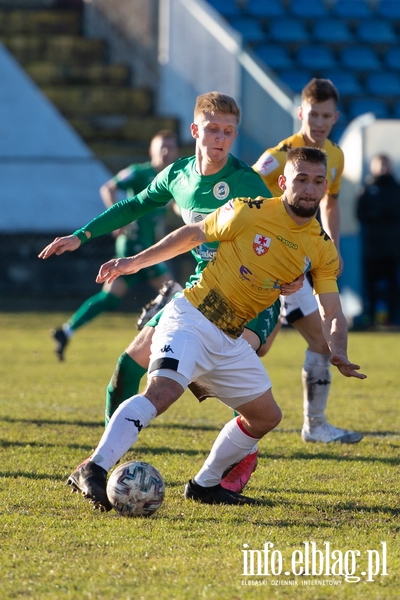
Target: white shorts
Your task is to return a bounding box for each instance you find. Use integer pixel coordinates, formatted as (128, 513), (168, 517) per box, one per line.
(280, 277), (318, 324)
(148, 296), (271, 409)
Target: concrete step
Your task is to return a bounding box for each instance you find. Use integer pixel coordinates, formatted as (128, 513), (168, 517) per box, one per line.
(25, 61), (130, 86)
(70, 114), (180, 143)
(42, 85), (152, 116)
(1, 34), (105, 64)
(0, 9), (81, 35)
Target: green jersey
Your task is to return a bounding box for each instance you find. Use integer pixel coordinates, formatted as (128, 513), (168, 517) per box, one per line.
(113, 161), (166, 257)
(75, 154), (271, 286)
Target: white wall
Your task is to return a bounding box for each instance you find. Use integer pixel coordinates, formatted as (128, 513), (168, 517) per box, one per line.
(0, 43), (111, 233)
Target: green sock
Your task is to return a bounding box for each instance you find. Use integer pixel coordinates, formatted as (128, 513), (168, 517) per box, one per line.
(105, 352), (147, 426)
(68, 291), (121, 331)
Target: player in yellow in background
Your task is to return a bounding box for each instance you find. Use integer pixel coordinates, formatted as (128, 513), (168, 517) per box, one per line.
(253, 78), (362, 445)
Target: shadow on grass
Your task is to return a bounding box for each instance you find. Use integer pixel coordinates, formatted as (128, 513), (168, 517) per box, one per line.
(2, 417), (399, 439)
(0, 470), (66, 481)
(0, 439), (209, 458)
(0, 416), (221, 432)
(258, 450), (400, 465)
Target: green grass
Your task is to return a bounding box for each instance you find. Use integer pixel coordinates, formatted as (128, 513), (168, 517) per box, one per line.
(0, 312), (398, 600)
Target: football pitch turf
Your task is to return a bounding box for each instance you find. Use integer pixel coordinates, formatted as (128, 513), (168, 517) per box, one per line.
(0, 311), (398, 599)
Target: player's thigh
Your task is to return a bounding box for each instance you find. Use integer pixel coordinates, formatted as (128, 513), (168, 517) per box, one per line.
(292, 310), (330, 354)
(126, 326), (154, 368)
(205, 338), (272, 409)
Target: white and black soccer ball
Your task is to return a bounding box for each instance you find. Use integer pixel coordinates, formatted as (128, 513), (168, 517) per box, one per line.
(106, 461), (165, 517)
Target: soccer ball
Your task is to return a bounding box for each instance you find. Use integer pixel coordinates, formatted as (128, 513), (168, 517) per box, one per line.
(106, 461), (165, 517)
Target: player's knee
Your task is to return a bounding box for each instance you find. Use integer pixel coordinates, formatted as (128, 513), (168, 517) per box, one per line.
(268, 403), (282, 430)
(249, 403), (282, 437)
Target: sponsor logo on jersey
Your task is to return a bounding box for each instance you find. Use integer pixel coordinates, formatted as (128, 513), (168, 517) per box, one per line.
(277, 235), (298, 250)
(194, 244), (217, 261)
(254, 153), (280, 175)
(330, 167), (337, 182)
(253, 234), (271, 256)
(239, 265), (281, 290)
(213, 182), (230, 200)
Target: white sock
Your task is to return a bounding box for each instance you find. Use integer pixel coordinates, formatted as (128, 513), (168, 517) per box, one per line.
(194, 417), (260, 487)
(302, 349), (332, 430)
(62, 323), (73, 338)
(91, 395), (157, 471)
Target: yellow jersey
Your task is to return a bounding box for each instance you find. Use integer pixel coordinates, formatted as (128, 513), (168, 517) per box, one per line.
(183, 196), (339, 338)
(253, 132), (344, 197)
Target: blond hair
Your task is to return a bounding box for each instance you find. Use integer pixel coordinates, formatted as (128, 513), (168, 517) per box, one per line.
(194, 92), (241, 124)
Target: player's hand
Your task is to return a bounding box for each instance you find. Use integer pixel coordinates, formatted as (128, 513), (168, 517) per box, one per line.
(96, 257), (138, 284)
(38, 235), (81, 259)
(280, 274), (304, 296)
(330, 353), (367, 379)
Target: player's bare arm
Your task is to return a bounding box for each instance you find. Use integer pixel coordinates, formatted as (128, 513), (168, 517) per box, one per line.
(38, 233), (90, 259)
(319, 193), (343, 273)
(317, 292), (366, 379)
(97, 222), (207, 284)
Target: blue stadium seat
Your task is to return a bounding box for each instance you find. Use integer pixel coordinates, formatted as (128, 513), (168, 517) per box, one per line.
(356, 19), (397, 45)
(365, 72), (400, 96)
(377, 0), (400, 19)
(340, 46), (381, 71)
(324, 70), (362, 95)
(268, 18), (309, 43)
(254, 44), (293, 70)
(246, 0), (285, 18)
(332, 0), (373, 19)
(295, 45), (337, 71)
(348, 99), (390, 120)
(227, 16), (266, 43)
(312, 19), (354, 44)
(384, 47), (400, 71)
(392, 101), (400, 118)
(278, 69), (313, 94)
(288, 0), (328, 19)
(206, 0), (242, 18)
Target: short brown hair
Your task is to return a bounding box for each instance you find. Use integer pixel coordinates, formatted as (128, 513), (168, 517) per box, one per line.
(151, 129), (178, 143)
(286, 147), (327, 172)
(302, 78), (339, 106)
(194, 91), (241, 124)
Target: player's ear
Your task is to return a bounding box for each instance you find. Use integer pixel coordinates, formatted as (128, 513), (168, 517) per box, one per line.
(190, 123), (199, 139)
(297, 105), (303, 120)
(278, 174), (286, 190)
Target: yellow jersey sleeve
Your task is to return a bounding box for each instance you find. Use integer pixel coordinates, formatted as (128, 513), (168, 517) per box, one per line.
(253, 132), (345, 198)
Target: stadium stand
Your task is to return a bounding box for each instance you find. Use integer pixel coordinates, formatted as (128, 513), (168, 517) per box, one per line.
(207, 0), (400, 138)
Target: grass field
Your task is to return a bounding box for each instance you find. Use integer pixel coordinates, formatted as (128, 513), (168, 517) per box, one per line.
(0, 311), (398, 600)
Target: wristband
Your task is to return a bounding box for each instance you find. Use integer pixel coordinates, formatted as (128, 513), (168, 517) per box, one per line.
(73, 229), (89, 245)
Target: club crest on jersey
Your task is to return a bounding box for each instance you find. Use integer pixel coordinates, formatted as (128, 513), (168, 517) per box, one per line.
(213, 182), (230, 200)
(253, 234), (271, 256)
